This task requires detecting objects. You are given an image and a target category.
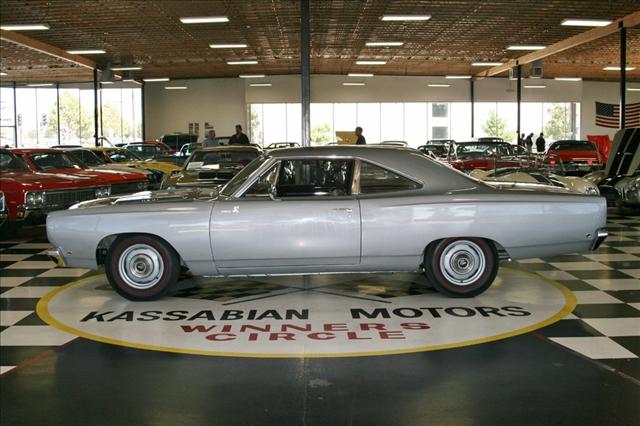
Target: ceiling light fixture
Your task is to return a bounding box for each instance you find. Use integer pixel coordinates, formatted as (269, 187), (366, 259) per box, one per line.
(356, 60), (387, 65)
(445, 75), (471, 79)
(101, 81), (114, 85)
(0, 24), (49, 31)
(111, 66), (142, 71)
(471, 62), (503, 66)
(554, 77), (582, 81)
(239, 74), (266, 78)
(210, 43), (248, 48)
(381, 15), (431, 21)
(348, 73), (374, 77)
(524, 85), (546, 89)
(365, 41), (404, 47)
(26, 83), (53, 87)
(165, 86), (187, 90)
(343, 82), (365, 86)
(428, 84), (450, 87)
(143, 78), (170, 82)
(0, 72), (7, 76)
(179, 16), (229, 24)
(67, 49), (106, 54)
(603, 66), (636, 71)
(507, 45), (545, 50)
(561, 19), (612, 27)
(249, 83), (272, 87)
(627, 88), (640, 92)
(227, 60), (258, 65)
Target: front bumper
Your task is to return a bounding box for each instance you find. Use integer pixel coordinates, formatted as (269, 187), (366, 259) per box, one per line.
(46, 247), (66, 267)
(590, 228), (608, 251)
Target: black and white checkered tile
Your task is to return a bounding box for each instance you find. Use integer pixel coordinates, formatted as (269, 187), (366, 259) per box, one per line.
(1, 213), (639, 377)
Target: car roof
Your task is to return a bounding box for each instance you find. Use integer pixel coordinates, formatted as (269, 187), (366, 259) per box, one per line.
(11, 148), (62, 153)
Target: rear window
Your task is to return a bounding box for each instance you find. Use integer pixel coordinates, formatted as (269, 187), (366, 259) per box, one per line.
(549, 141), (596, 151)
(359, 161), (420, 194)
(0, 151), (30, 172)
(28, 152), (76, 170)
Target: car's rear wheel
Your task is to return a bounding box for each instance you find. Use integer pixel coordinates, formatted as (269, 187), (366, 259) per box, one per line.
(106, 235), (180, 301)
(425, 238), (498, 297)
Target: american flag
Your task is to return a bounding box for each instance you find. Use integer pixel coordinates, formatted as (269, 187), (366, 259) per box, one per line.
(595, 101), (640, 128)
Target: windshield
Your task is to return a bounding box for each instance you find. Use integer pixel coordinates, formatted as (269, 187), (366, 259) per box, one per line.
(185, 150), (259, 171)
(422, 145), (448, 156)
(28, 152), (77, 170)
(108, 149), (141, 162)
(456, 143), (498, 158)
(0, 151), (30, 172)
(67, 150), (105, 167)
(549, 141), (596, 151)
(220, 156), (269, 197)
(127, 145), (161, 158)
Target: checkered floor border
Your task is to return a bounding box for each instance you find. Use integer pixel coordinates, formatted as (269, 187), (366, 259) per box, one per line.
(1, 212), (639, 378)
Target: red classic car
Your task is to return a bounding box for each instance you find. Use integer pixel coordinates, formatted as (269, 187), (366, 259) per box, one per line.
(13, 148), (149, 195)
(0, 149), (110, 227)
(447, 141), (532, 172)
(545, 140), (603, 176)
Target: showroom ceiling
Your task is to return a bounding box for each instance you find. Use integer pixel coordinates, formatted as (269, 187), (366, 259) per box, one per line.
(0, 0), (638, 82)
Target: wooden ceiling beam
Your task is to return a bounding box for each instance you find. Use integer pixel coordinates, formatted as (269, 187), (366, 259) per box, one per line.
(0, 29), (97, 70)
(475, 10), (640, 79)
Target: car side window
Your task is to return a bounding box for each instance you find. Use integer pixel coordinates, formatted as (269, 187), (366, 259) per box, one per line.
(243, 164), (280, 197)
(275, 159), (354, 197)
(359, 161), (420, 194)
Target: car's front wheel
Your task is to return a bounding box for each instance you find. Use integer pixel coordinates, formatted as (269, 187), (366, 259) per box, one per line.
(425, 238), (498, 297)
(106, 235), (180, 301)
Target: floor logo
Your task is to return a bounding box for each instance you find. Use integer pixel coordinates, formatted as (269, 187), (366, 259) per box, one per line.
(37, 269), (574, 357)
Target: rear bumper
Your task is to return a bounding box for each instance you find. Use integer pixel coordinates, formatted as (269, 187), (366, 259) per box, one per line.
(46, 247), (66, 267)
(590, 228), (608, 251)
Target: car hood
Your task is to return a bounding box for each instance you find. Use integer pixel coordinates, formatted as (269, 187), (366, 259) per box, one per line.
(604, 128), (639, 177)
(70, 187), (220, 209)
(0, 170), (101, 190)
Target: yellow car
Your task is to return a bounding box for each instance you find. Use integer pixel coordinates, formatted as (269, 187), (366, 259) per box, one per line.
(91, 147), (181, 189)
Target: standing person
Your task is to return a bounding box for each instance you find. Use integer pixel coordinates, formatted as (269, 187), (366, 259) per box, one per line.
(355, 126), (366, 145)
(229, 124), (250, 145)
(536, 133), (546, 153)
(525, 133), (533, 153)
(202, 129), (218, 148)
(518, 133), (525, 147)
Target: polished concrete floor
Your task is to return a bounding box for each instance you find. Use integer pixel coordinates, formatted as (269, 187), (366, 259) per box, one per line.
(1, 211), (639, 425)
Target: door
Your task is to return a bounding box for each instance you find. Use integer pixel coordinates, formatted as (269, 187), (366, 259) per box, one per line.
(210, 158), (361, 271)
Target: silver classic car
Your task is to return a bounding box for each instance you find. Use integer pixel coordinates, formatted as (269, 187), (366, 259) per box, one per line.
(47, 146), (607, 301)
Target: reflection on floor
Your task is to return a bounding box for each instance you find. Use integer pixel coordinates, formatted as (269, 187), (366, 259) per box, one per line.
(1, 211), (639, 424)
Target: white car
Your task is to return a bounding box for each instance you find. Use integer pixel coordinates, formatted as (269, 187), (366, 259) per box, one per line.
(469, 168), (600, 195)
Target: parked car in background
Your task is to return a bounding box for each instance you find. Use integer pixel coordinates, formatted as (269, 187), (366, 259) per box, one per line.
(380, 141), (408, 146)
(477, 137), (505, 143)
(0, 149), (110, 229)
(584, 128), (639, 211)
(265, 142), (300, 150)
(90, 147), (180, 189)
(545, 140), (602, 176)
(162, 145), (261, 189)
(47, 145), (607, 301)
(125, 141), (175, 160)
(14, 148), (148, 195)
(159, 133), (198, 152)
(469, 167), (600, 195)
(447, 141), (531, 172)
(418, 140), (454, 160)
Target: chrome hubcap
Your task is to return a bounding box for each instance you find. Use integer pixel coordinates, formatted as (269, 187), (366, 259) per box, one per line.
(440, 240), (485, 286)
(118, 244), (164, 290)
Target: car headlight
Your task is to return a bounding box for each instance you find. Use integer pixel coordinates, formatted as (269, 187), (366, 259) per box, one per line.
(585, 186), (600, 196)
(95, 187), (111, 198)
(24, 191), (44, 207)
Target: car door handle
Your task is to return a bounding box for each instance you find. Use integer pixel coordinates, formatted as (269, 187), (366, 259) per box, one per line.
(332, 208), (353, 213)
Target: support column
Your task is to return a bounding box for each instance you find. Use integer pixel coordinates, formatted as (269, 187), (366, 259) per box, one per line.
(93, 68), (99, 146)
(300, 0), (311, 146)
(620, 25), (626, 129)
(12, 81), (17, 147)
(516, 64), (522, 141)
(470, 79), (475, 138)
(141, 82), (146, 140)
(56, 82), (61, 145)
